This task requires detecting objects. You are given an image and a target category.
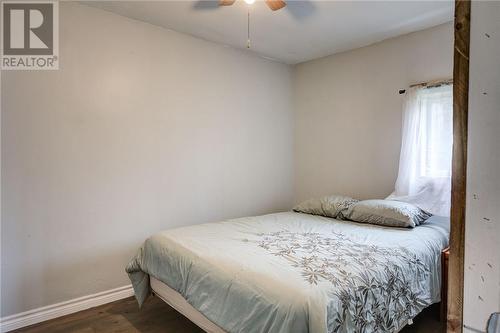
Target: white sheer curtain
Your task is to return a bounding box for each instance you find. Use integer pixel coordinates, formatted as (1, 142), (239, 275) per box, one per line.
(388, 84), (453, 216)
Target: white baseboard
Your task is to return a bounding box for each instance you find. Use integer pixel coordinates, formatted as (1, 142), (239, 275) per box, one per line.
(0, 285), (134, 333)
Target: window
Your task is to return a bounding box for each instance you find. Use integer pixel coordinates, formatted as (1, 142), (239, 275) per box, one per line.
(389, 84), (453, 216)
(419, 86), (453, 178)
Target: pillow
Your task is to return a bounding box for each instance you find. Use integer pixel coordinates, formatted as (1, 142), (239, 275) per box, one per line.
(293, 195), (358, 219)
(346, 199), (432, 228)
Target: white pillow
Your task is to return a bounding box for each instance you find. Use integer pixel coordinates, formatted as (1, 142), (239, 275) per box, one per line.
(293, 195), (358, 219)
(346, 199), (432, 228)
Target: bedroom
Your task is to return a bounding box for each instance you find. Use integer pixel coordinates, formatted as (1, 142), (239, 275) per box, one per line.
(0, 1), (499, 333)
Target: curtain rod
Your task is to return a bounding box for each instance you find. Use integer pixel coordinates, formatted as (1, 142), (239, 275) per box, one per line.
(410, 78), (453, 88)
(399, 78), (453, 94)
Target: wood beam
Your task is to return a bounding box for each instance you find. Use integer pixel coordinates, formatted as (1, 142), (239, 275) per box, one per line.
(447, 1), (471, 332)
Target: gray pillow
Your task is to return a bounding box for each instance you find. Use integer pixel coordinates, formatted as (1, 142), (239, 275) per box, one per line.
(346, 199), (432, 228)
(293, 195), (358, 219)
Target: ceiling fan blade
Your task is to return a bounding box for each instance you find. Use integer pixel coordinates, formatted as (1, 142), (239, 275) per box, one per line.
(219, 0), (236, 6)
(265, 0), (286, 11)
(193, 1), (220, 10)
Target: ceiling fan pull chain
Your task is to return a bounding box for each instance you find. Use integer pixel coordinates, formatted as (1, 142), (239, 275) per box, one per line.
(247, 8), (251, 49)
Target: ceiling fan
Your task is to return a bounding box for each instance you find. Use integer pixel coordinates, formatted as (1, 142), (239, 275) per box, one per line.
(219, 0), (287, 11)
(195, 0), (289, 49)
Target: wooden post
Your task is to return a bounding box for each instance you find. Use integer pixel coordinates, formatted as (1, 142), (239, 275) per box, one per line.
(447, 0), (470, 332)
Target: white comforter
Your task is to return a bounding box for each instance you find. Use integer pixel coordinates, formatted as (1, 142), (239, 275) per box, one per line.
(127, 212), (449, 333)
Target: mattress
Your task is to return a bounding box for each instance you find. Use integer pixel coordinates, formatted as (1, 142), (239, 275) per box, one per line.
(127, 212), (449, 333)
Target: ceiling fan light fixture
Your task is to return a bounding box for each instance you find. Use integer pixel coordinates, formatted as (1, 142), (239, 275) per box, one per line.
(244, 0), (255, 4)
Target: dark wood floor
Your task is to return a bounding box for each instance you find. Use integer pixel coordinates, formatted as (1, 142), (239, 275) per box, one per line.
(12, 296), (444, 333)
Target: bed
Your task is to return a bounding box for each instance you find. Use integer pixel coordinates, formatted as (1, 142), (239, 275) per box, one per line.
(126, 211), (449, 333)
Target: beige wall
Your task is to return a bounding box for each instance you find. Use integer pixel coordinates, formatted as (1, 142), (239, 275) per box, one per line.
(463, 1), (500, 331)
(0, 3), (293, 317)
(293, 23), (454, 203)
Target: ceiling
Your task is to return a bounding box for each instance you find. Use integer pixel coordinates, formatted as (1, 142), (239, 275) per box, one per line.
(83, 1), (454, 64)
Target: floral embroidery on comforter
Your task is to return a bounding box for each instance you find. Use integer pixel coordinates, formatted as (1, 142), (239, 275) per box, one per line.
(256, 231), (431, 332)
